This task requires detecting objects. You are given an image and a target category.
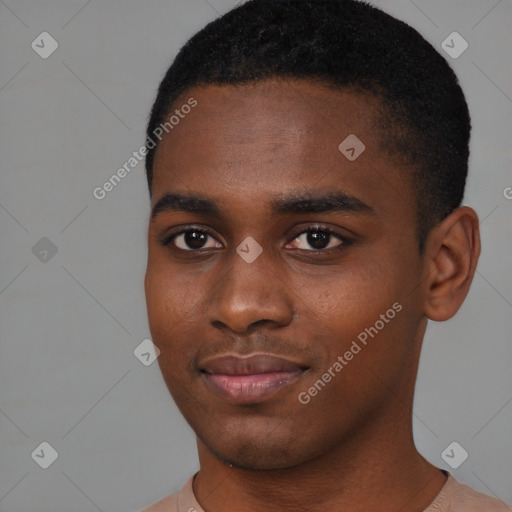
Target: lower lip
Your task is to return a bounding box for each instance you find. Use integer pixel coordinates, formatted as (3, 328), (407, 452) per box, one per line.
(203, 371), (304, 404)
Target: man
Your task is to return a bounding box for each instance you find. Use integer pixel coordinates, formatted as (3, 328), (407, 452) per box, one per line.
(141, 0), (510, 510)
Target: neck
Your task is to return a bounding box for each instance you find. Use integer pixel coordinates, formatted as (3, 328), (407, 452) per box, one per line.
(193, 403), (446, 512)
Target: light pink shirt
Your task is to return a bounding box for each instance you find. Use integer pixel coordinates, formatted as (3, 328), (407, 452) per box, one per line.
(140, 473), (511, 512)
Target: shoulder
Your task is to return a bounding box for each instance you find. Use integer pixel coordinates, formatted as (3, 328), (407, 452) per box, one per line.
(426, 474), (512, 512)
(139, 474), (201, 512)
(139, 492), (179, 512)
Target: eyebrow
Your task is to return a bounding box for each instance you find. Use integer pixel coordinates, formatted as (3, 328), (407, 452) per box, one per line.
(150, 191), (375, 220)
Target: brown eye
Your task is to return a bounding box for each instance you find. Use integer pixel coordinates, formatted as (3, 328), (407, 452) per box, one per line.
(287, 228), (344, 251)
(164, 229), (222, 251)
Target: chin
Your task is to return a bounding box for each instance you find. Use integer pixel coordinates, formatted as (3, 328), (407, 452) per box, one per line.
(206, 440), (304, 471)
(195, 423), (314, 471)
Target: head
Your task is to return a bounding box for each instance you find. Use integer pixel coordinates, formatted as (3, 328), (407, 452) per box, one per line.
(144, 0), (479, 471)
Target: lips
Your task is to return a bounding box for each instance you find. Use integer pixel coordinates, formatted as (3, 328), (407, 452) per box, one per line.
(200, 354), (307, 404)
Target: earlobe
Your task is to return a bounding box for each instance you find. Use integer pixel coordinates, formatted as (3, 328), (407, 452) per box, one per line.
(423, 206), (481, 322)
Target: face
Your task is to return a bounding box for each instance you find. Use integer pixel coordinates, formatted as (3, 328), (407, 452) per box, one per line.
(145, 79), (428, 470)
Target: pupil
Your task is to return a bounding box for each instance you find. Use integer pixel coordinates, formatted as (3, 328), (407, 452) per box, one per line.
(308, 230), (329, 249)
(185, 231), (207, 249)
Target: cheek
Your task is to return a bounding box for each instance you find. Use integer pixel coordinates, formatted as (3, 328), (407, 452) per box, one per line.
(146, 250), (201, 310)
(145, 268), (198, 397)
(297, 259), (399, 334)
(145, 258), (224, 388)
(294, 253), (415, 383)
(145, 262), (197, 350)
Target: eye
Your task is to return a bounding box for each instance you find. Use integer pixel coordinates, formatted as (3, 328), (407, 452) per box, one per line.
(285, 227), (347, 251)
(160, 225), (351, 254)
(162, 228), (222, 251)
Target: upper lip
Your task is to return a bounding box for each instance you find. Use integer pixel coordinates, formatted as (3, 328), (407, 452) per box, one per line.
(200, 354), (306, 375)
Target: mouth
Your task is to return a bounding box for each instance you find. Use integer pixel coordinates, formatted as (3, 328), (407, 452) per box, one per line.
(199, 354), (308, 404)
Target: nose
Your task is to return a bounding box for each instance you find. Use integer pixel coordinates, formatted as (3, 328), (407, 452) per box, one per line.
(206, 247), (294, 334)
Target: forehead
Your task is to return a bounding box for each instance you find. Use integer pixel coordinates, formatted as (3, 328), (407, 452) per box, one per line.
(150, 79), (412, 219)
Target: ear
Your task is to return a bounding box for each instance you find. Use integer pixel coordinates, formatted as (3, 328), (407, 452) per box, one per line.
(422, 206), (481, 321)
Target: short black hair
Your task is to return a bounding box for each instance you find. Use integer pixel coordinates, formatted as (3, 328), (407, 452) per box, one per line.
(145, 0), (471, 251)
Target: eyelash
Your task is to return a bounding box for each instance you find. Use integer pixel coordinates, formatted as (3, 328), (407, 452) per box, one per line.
(159, 224), (353, 255)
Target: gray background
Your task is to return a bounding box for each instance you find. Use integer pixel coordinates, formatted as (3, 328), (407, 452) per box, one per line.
(0, 0), (511, 511)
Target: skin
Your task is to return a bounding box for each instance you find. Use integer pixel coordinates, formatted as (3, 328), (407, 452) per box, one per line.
(144, 79), (480, 512)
